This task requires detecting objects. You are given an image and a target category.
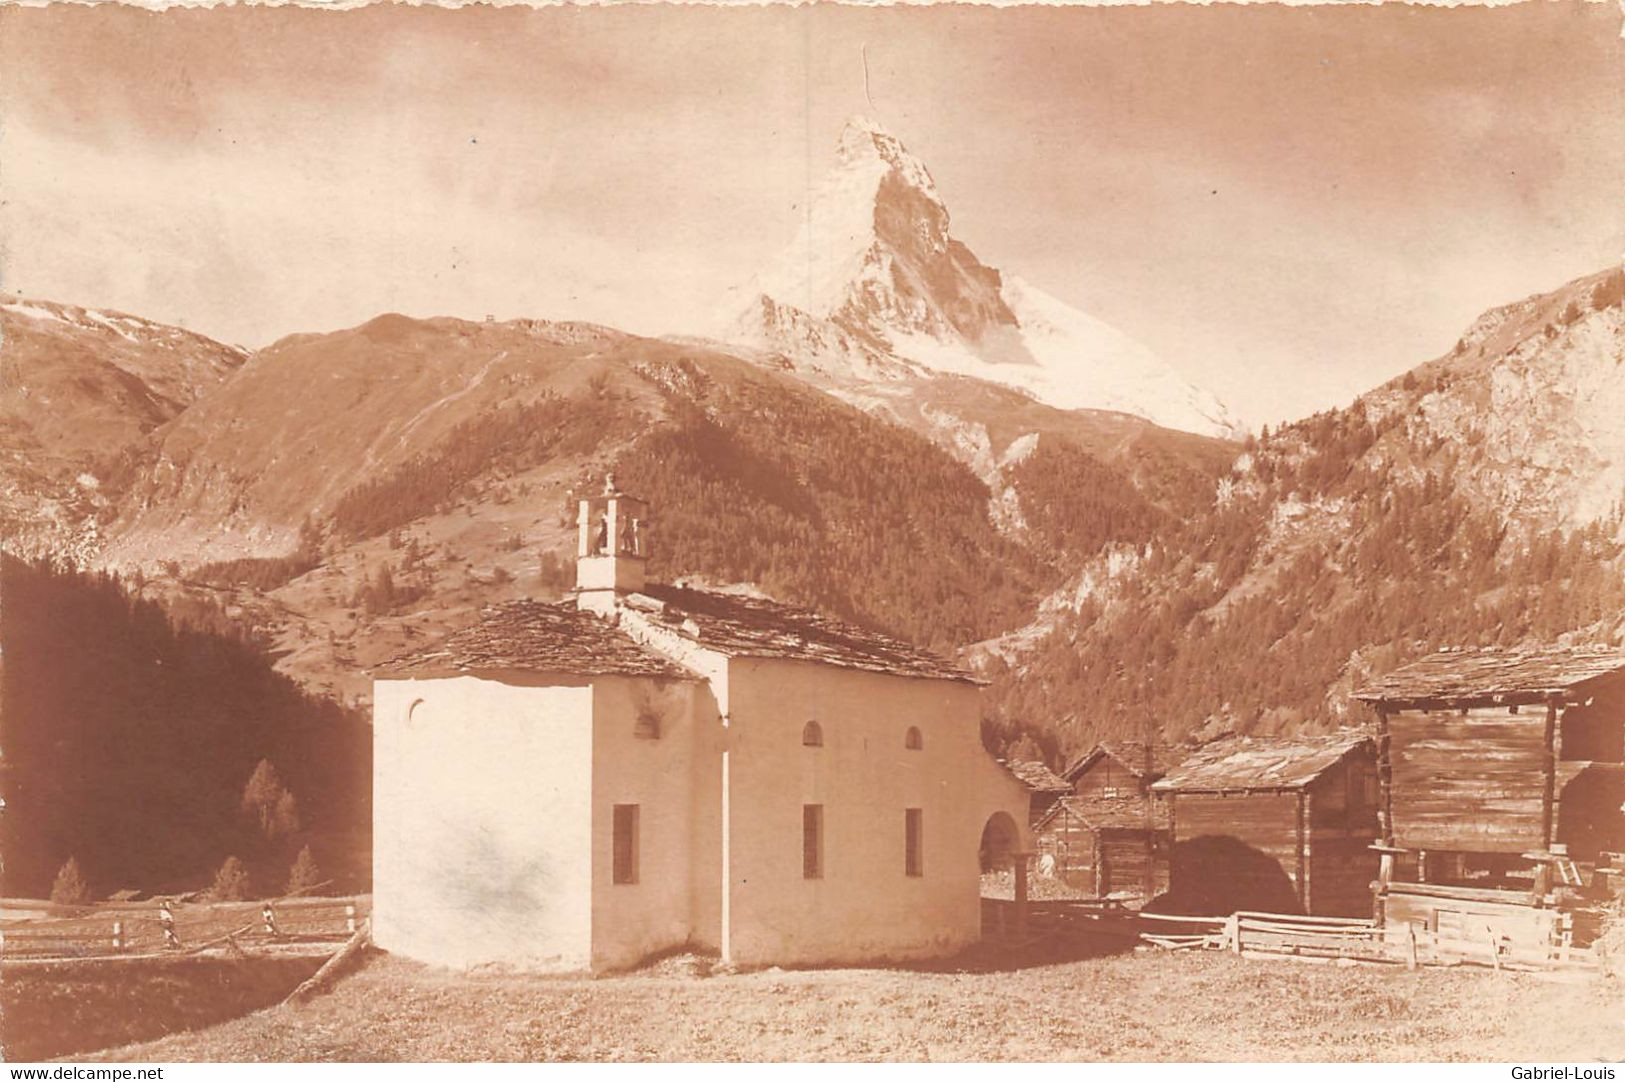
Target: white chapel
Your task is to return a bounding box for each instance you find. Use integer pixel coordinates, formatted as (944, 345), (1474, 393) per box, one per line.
(372, 478), (1030, 971)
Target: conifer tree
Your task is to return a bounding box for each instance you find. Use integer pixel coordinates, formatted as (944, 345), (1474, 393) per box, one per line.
(242, 759), (301, 841)
(286, 845), (323, 896)
(50, 856), (89, 906)
(211, 856), (252, 901)
(272, 789), (301, 839)
(241, 759), (285, 838)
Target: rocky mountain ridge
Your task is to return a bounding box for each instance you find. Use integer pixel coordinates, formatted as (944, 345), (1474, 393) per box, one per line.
(713, 117), (1240, 440)
(4, 240), (1621, 766)
(976, 264), (1625, 761)
(0, 296), (247, 560)
(0, 299), (1209, 706)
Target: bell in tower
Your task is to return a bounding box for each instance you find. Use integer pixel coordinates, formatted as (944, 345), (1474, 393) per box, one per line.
(574, 473), (649, 613)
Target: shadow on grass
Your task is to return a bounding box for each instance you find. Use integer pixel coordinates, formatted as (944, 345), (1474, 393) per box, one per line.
(901, 924), (1140, 975)
(612, 920), (1141, 980)
(3, 952), (327, 1061)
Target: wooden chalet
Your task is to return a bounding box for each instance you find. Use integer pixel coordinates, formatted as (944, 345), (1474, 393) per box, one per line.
(1031, 742), (1174, 903)
(1004, 760), (1072, 826)
(1150, 732), (1379, 917)
(1354, 647), (1625, 949)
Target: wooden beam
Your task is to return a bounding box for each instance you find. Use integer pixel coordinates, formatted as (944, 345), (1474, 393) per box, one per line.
(1296, 789), (1309, 912)
(1164, 794), (1176, 899)
(1551, 700), (1567, 848)
(1376, 840), (1394, 926)
(1371, 694), (1576, 712)
(1159, 785), (1308, 797)
(1541, 699), (1559, 849)
(286, 920), (372, 1006)
(1142, 828), (1155, 901)
(1376, 706), (1395, 846)
(1386, 880), (1539, 905)
(1014, 857), (1030, 937)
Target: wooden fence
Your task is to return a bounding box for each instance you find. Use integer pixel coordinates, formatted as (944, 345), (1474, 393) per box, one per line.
(980, 897), (1143, 947)
(1, 898), (367, 961)
(980, 898), (1600, 973)
(1137, 909), (1600, 973)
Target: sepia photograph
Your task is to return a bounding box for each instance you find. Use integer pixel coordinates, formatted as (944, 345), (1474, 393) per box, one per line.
(0, 0), (1623, 1067)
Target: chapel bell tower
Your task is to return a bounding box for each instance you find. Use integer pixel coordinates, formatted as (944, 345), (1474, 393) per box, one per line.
(574, 474), (649, 613)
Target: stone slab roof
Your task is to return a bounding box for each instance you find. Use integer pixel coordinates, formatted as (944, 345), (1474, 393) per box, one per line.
(376, 600), (692, 680)
(1005, 759), (1071, 794)
(1063, 740), (1179, 782)
(377, 584), (975, 685)
(623, 584), (978, 684)
(1353, 646), (1625, 704)
(1036, 796), (1159, 832)
(1150, 732), (1372, 794)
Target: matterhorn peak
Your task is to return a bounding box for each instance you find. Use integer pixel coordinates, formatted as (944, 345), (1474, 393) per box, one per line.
(835, 115), (942, 208)
(840, 114), (893, 139)
(714, 119), (1240, 440)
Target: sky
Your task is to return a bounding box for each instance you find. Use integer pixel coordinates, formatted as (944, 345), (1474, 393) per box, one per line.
(1, 2), (1621, 428)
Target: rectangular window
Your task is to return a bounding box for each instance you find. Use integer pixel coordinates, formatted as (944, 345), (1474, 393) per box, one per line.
(905, 807), (924, 878)
(612, 804), (639, 885)
(803, 804), (824, 879)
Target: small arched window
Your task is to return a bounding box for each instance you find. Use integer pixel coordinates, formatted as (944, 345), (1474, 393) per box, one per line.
(801, 720), (824, 747)
(905, 726), (923, 751)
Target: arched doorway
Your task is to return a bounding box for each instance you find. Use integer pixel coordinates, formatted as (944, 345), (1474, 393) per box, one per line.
(979, 810), (1020, 874)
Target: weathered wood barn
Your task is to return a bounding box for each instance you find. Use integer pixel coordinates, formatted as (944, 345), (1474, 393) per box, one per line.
(1004, 760), (1071, 826)
(1030, 742), (1174, 903)
(1354, 647), (1625, 949)
(1149, 733), (1379, 917)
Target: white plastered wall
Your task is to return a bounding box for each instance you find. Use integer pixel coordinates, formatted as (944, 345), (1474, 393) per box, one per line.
(588, 674), (718, 970)
(721, 660), (1031, 967)
(372, 674), (595, 969)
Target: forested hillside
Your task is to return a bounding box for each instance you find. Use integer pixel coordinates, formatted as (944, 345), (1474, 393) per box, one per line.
(0, 556), (370, 897)
(982, 266), (1625, 764)
(73, 315), (1213, 704)
(612, 356), (1051, 651)
(8, 265), (1621, 783)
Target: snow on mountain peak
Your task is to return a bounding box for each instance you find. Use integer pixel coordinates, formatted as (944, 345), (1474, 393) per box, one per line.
(836, 115), (943, 209)
(745, 143), (889, 321)
(998, 277), (1238, 435)
(840, 114), (898, 142)
(717, 120), (1240, 440)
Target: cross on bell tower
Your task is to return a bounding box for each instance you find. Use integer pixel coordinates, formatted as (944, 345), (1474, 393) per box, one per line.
(574, 473), (649, 613)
